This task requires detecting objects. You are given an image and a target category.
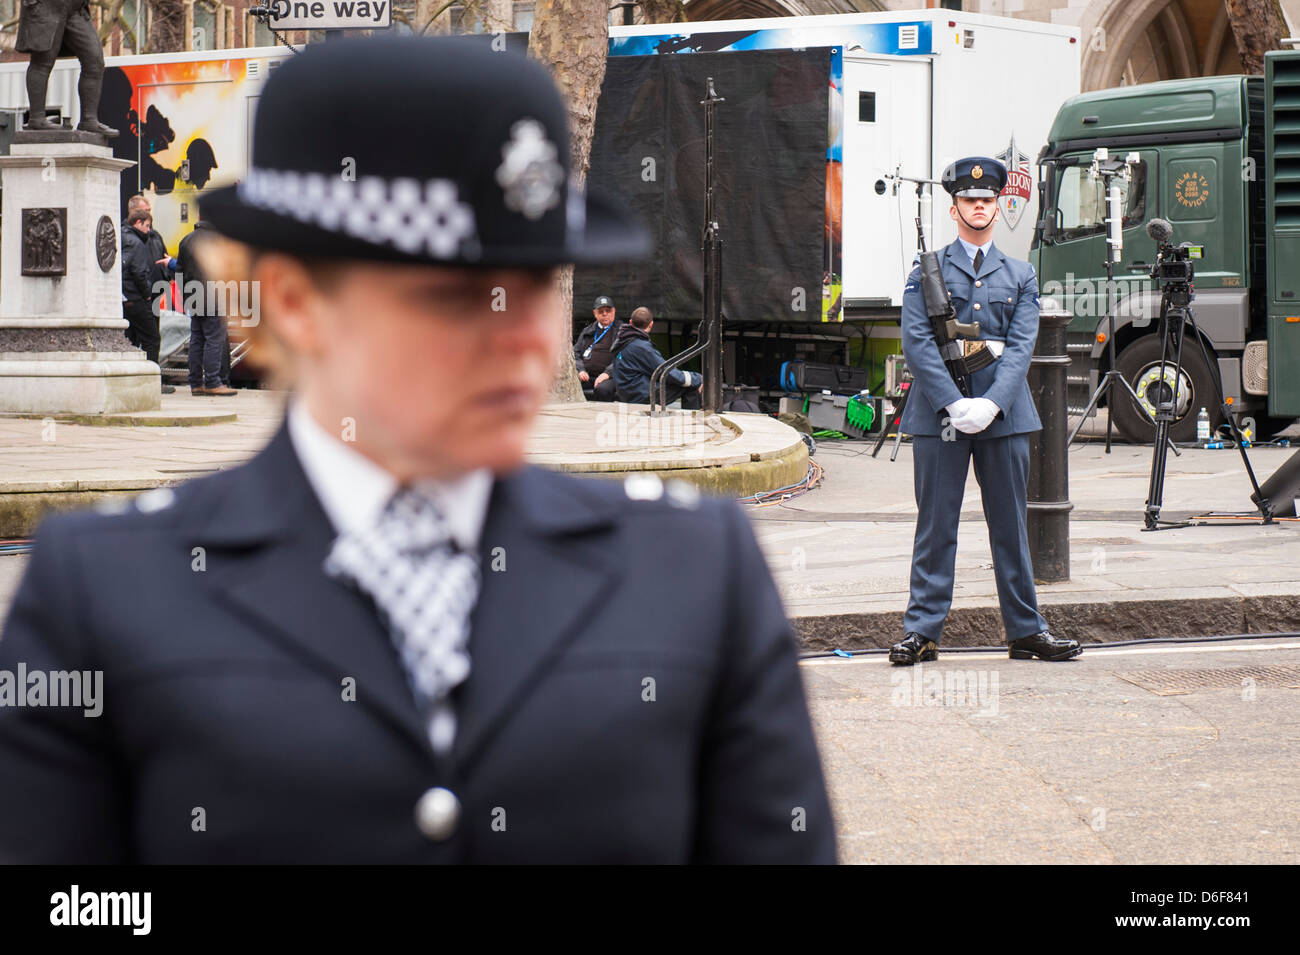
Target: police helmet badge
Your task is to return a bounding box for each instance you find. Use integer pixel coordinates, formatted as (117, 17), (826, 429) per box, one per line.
(496, 119), (565, 222)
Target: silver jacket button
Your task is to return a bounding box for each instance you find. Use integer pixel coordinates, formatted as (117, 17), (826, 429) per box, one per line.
(415, 787), (461, 841)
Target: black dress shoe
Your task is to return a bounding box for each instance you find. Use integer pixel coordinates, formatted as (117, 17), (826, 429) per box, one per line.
(889, 633), (938, 666)
(1008, 631), (1082, 661)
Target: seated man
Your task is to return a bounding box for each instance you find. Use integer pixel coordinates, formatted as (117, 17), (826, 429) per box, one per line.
(573, 294), (622, 401)
(612, 307), (701, 408)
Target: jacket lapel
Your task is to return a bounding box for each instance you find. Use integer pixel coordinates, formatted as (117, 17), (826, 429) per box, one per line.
(186, 425), (622, 767)
(452, 466), (619, 770)
(945, 240), (975, 279)
(190, 423), (432, 754)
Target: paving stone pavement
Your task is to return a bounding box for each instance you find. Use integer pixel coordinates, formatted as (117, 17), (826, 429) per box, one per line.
(802, 638), (1300, 864)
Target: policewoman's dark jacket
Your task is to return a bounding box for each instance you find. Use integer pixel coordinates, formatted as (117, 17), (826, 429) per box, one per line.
(899, 240), (1042, 438)
(0, 424), (836, 863)
(572, 318), (623, 376)
(612, 324), (695, 405)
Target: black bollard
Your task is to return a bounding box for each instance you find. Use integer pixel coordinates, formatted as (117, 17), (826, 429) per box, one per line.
(1027, 303), (1072, 582)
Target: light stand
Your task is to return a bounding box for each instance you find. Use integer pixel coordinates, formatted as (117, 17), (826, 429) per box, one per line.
(871, 167), (942, 460)
(1067, 149), (1175, 455)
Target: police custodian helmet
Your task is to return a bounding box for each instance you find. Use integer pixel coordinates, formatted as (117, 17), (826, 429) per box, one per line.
(942, 156), (1008, 199)
(200, 36), (650, 268)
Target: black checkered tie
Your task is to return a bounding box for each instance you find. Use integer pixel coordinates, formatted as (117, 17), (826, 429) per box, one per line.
(323, 486), (481, 755)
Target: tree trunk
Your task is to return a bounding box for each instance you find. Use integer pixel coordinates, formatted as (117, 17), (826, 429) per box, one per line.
(415, 0), (454, 34)
(146, 0), (185, 53)
(638, 0), (686, 24)
(482, 0), (513, 33)
(97, 0), (127, 42)
(1225, 0), (1288, 74)
(530, 0), (610, 403)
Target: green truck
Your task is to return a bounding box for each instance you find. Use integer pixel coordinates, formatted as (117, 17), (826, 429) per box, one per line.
(1032, 49), (1300, 443)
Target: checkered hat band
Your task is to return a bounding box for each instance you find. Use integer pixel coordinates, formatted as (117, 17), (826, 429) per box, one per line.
(237, 166), (480, 260)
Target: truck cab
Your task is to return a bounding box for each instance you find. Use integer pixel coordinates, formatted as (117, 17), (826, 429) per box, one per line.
(1032, 73), (1275, 442)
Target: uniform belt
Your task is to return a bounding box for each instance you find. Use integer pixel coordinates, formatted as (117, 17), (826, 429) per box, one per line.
(962, 339), (1005, 359)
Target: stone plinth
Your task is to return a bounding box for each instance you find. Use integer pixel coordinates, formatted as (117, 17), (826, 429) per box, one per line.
(0, 139), (158, 413)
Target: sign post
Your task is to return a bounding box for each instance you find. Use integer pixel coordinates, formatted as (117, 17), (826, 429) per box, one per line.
(267, 0), (394, 32)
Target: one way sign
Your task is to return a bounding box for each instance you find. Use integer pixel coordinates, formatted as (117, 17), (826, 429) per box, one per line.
(268, 0), (392, 29)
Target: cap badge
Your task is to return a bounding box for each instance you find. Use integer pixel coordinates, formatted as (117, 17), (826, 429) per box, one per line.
(496, 119), (565, 222)
(971, 165), (984, 180)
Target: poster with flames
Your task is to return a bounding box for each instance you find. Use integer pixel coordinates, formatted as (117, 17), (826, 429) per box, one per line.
(102, 54), (277, 254)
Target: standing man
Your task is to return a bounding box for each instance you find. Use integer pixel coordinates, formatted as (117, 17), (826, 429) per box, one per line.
(889, 157), (1081, 665)
(121, 194), (178, 393)
(120, 209), (175, 393)
(176, 210), (236, 396)
(0, 37), (835, 864)
(573, 294), (622, 401)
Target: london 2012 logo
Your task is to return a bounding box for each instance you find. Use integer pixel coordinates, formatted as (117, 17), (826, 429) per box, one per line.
(1175, 171), (1210, 208)
(995, 135), (1033, 230)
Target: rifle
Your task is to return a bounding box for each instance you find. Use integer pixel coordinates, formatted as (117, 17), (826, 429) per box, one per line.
(915, 219), (996, 400)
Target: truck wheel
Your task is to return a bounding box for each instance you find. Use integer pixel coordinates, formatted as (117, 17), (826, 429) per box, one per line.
(1112, 335), (1221, 444)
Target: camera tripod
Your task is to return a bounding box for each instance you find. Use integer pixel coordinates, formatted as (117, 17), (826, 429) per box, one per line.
(1068, 150), (1177, 456)
(1142, 281), (1267, 529)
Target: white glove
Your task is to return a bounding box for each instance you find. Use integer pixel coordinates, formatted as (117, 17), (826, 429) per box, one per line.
(950, 412), (983, 435)
(945, 398), (978, 434)
(945, 398), (976, 422)
(963, 397), (1001, 433)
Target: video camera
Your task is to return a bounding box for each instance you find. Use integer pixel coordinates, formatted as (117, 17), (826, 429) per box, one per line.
(1146, 217), (1203, 286)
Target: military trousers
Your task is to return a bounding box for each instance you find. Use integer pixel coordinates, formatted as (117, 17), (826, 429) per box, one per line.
(903, 432), (1048, 643)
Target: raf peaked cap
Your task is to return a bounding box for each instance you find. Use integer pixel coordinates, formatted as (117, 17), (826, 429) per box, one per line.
(942, 156), (1008, 199)
(200, 36), (650, 267)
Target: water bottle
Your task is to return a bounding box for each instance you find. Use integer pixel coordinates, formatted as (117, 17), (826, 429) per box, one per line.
(1196, 407), (1210, 447)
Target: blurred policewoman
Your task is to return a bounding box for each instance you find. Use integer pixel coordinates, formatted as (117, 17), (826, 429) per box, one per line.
(0, 37), (835, 864)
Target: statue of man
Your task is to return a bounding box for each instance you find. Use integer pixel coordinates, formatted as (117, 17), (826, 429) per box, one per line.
(16, 0), (119, 136)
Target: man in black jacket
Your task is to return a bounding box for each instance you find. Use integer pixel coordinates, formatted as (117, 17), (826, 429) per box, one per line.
(124, 194), (176, 296)
(120, 196), (177, 392)
(120, 210), (163, 365)
(572, 295), (622, 401)
(612, 307), (701, 408)
(0, 37), (835, 865)
(176, 215), (235, 396)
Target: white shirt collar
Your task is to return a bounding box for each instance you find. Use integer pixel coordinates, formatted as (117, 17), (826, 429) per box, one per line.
(957, 236), (993, 264)
(286, 401), (494, 552)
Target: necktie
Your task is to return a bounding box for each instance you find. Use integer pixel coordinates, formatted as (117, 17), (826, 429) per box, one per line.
(323, 486), (482, 755)
(973, 248), (984, 272)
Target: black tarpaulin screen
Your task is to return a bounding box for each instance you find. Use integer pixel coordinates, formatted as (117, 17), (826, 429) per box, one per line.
(574, 48), (829, 325)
